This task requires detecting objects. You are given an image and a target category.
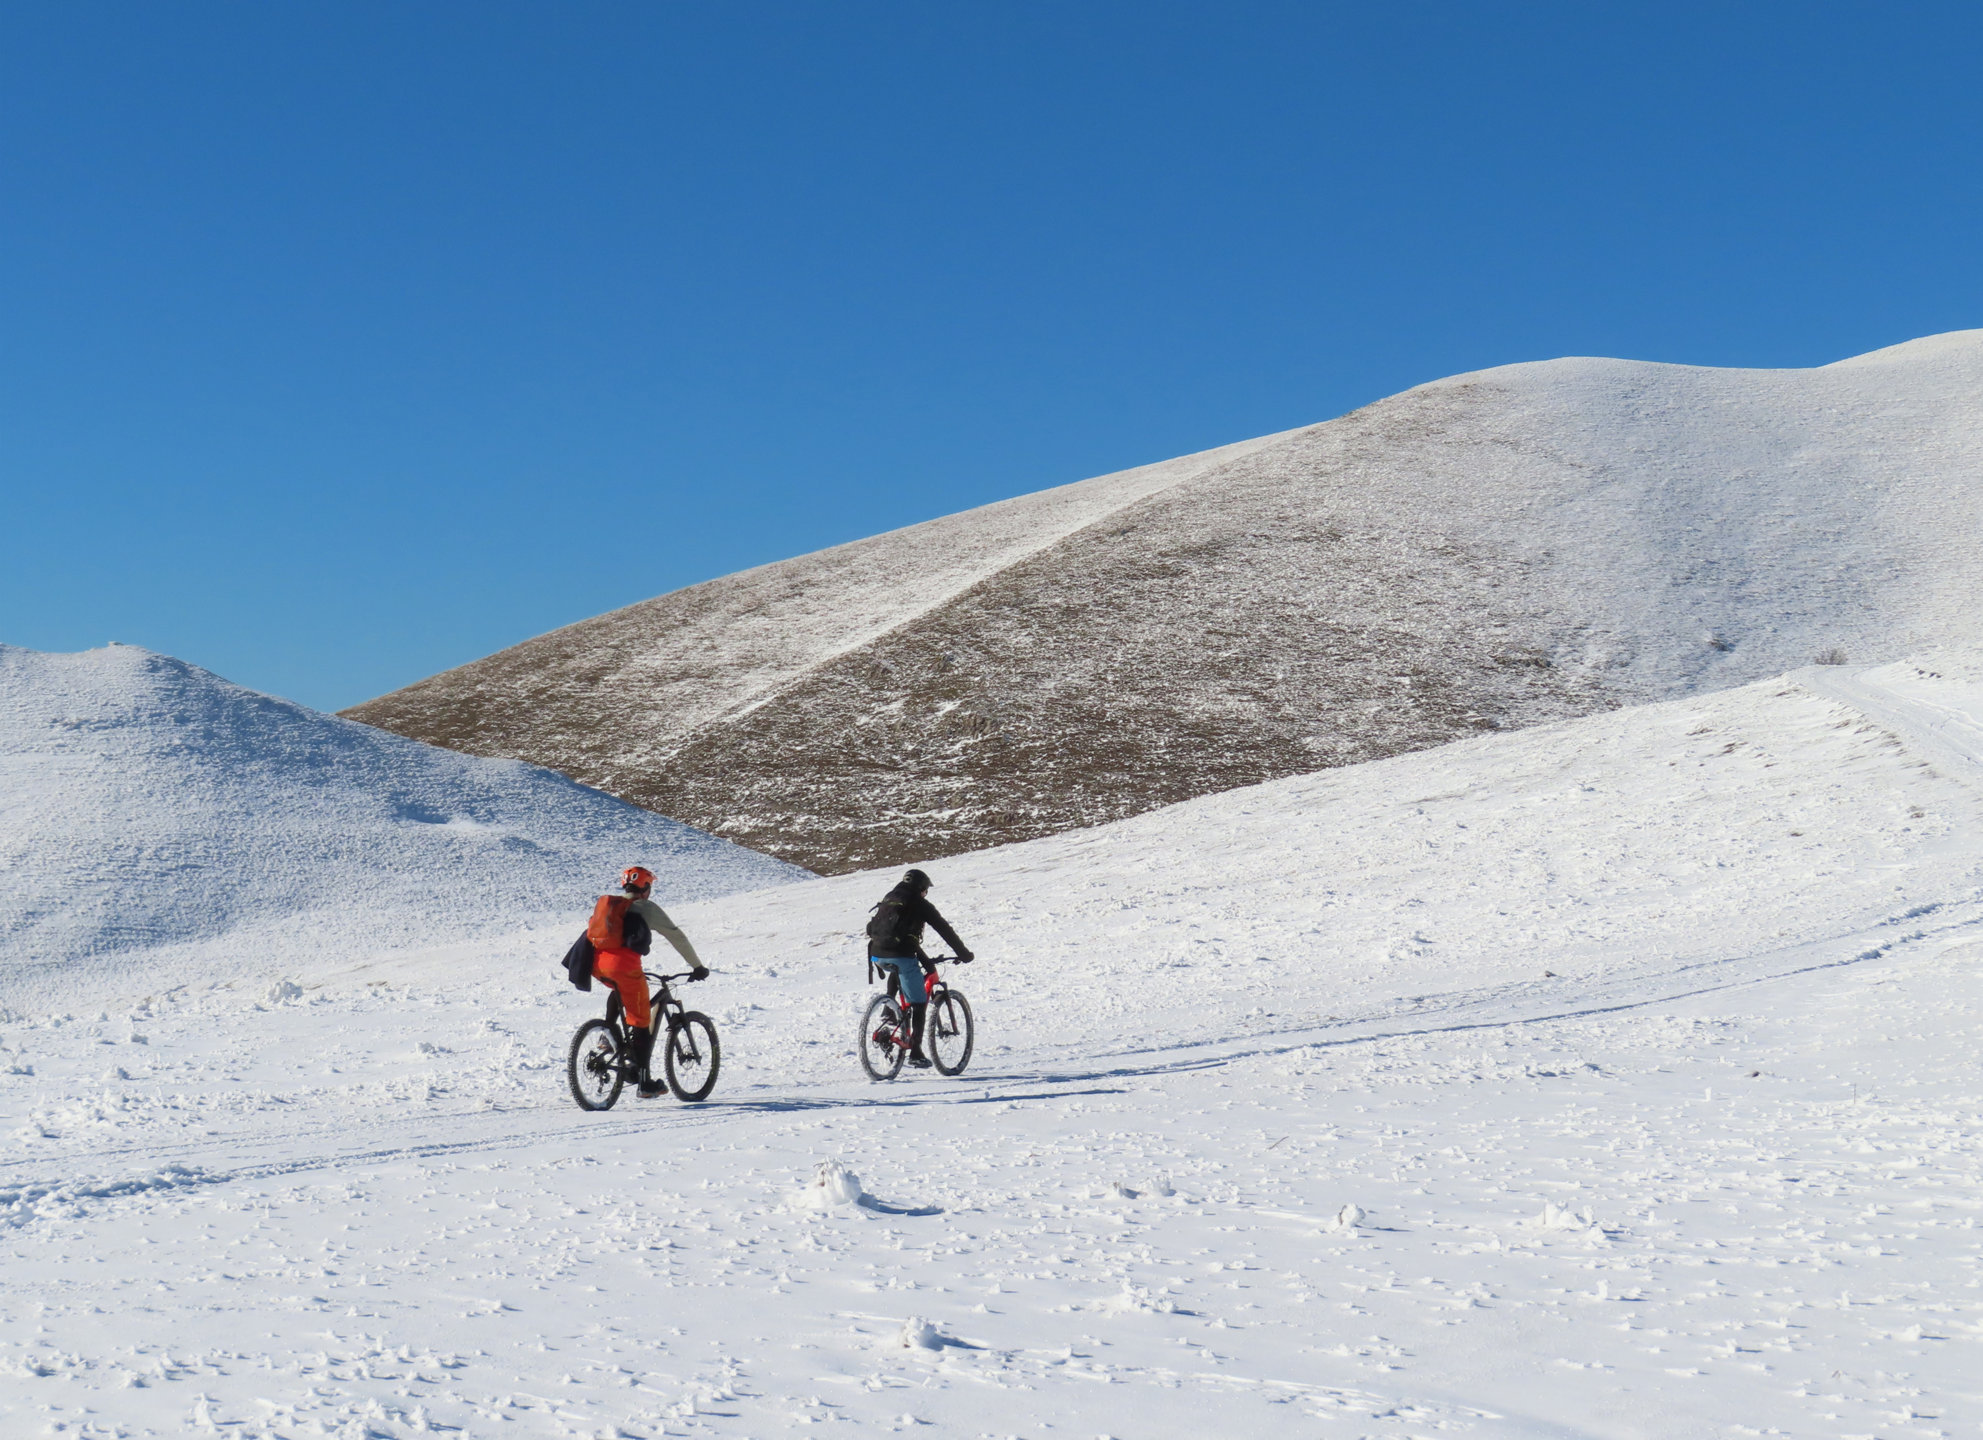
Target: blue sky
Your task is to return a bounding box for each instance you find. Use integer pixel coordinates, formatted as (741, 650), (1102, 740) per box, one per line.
(4, 2), (1980, 711)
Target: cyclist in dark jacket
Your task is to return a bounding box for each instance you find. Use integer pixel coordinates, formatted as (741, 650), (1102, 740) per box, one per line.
(867, 868), (973, 1067)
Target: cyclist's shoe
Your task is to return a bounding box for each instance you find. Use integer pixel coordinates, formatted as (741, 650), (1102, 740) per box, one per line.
(637, 1076), (668, 1100)
(906, 1051), (933, 1069)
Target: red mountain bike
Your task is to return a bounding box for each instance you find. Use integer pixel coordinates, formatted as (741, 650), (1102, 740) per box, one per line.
(858, 957), (974, 1080)
(567, 969), (721, 1110)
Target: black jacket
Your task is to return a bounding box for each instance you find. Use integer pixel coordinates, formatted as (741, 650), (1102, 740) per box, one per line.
(867, 881), (966, 960)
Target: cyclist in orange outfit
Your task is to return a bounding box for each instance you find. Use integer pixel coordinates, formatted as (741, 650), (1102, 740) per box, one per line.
(589, 865), (708, 1099)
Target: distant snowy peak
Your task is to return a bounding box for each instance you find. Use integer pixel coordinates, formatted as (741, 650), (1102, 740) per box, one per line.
(1822, 326), (1983, 368)
(0, 643), (806, 1004)
(346, 331), (1983, 874)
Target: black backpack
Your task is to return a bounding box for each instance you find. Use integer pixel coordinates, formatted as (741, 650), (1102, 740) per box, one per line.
(622, 909), (653, 956)
(865, 895), (912, 953)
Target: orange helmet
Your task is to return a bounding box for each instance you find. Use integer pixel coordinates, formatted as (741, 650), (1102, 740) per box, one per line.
(620, 865), (656, 891)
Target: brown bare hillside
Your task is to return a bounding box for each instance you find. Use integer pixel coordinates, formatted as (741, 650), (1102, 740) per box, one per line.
(345, 333), (1983, 872)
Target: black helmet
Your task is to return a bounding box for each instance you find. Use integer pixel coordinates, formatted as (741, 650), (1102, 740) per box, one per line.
(902, 868), (932, 892)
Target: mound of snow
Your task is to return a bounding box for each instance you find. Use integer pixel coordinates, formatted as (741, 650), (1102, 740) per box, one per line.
(898, 1317), (944, 1351)
(793, 1160), (867, 1210)
(1537, 1202), (1597, 1231)
(0, 643), (807, 1008)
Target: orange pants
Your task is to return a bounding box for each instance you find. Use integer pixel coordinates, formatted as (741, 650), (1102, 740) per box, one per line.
(592, 947), (650, 1030)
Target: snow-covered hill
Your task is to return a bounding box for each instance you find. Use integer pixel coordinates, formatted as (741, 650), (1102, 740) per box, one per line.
(347, 331), (1983, 873)
(0, 643), (807, 1008)
(6, 655), (1982, 1436)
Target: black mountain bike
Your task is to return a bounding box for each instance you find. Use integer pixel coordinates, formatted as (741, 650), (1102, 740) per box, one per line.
(858, 957), (974, 1081)
(567, 970), (721, 1110)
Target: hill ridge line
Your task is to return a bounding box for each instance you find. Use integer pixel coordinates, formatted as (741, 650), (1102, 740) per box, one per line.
(699, 426), (1303, 734)
(340, 427), (1292, 752)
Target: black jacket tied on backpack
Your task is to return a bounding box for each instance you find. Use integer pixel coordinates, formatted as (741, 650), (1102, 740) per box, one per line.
(562, 933), (595, 991)
(866, 880), (966, 960)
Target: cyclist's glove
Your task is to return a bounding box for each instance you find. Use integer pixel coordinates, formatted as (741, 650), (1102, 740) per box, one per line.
(690, 966), (710, 982)
(955, 949), (975, 963)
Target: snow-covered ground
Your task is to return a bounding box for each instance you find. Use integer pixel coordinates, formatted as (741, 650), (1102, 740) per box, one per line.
(6, 656), (1982, 1437)
(0, 643), (806, 1009)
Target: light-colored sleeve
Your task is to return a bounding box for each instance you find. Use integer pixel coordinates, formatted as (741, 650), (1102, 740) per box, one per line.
(634, 899), (703, 969)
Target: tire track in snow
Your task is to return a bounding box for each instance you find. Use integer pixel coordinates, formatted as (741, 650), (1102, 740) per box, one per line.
(0, 1072), (1137, 1201)
(990, 893), (1983, 1086)
(1797, 659), (1983, 783)
(7, 895), (1977, 1214)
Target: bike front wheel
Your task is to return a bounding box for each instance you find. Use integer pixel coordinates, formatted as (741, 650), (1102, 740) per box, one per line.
(928, 990), (974, 1076)
(568, 1018), (624, 1111)
(858, 994), (906, 1081)
(664, 1012), (721, 1102)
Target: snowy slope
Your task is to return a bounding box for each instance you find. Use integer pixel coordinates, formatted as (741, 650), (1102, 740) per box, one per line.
(6, 656), (1982, 1436)
(343, 428), (1286, 864)
(343, 428), (1282, 760)
(0, 643), (807, 1008)
(348, 331), (1983, 873)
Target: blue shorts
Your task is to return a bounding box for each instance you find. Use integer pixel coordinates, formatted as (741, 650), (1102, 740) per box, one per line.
(874, 957), (931, 1004)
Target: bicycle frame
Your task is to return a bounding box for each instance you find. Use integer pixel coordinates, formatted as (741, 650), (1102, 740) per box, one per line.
(604, 970), (694, 1034)
(871, 958), (957, 1040)
(874, 955), (957, 1005)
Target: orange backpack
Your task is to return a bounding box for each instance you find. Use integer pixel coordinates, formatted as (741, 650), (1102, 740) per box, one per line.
(587, 895), (630, 951)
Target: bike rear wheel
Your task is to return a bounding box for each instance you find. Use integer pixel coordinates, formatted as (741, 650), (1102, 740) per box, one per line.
(568, 1018), (624, 1110)
(928, 989), (974, 1076)
(664, 1012), (721, 1102)
(858, 994), (906, 1081)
